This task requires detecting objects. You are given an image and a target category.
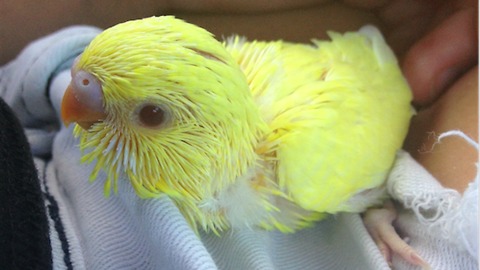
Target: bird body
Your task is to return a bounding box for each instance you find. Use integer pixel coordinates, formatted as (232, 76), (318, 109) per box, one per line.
(61, 16), (412, 233)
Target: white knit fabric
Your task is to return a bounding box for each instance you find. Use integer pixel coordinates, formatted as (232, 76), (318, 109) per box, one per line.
(388, 150), (478, 270)
(1, 26), (477, 270)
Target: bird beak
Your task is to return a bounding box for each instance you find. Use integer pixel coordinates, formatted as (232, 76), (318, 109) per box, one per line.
(61, 83), (107, 130)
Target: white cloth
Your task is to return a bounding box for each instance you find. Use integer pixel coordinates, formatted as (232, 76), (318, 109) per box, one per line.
(388, 150), (478, 270)
(1, 26), (477, 270)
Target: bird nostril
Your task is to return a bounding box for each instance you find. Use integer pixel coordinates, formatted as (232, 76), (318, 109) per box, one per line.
(61, 82), (106, 128)
(72, 70), (104, 111)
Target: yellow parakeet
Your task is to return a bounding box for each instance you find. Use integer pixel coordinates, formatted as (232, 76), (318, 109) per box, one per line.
(61, 16), (413, 234)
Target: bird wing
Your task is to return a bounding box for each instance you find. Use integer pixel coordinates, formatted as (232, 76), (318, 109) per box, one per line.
(224, 28), (412, 213)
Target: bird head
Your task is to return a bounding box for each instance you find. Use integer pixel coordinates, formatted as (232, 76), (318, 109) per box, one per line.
(61, 16), (266, 199)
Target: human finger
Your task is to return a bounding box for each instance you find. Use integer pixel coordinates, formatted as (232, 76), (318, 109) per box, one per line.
(402, 8), (477, 106)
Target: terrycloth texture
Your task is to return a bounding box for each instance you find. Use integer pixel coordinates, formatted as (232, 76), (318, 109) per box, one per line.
(0, 25), (477, 270)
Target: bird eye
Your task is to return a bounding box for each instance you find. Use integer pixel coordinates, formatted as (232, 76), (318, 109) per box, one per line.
(137, 104), (168, 128)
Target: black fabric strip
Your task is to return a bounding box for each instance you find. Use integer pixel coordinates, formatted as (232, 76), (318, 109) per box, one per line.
(0, 98), (53, 269)
(42, 175), (74, 270)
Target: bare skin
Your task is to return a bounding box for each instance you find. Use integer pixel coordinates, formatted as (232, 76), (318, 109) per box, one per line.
(365, 64), (477, 268)
(404, 67), (478, 193)
(1, 0), (477, 268)
(365, 2), (477, 268)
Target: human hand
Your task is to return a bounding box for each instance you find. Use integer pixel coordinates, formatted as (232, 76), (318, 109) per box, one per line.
(396, 0), (478, 193)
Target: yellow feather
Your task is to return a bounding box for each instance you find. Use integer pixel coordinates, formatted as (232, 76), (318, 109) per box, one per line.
(70, 16), (412, 233)
(224, 28), (412, 214)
